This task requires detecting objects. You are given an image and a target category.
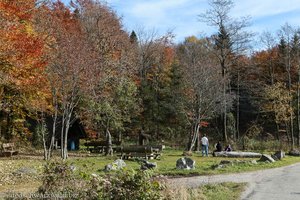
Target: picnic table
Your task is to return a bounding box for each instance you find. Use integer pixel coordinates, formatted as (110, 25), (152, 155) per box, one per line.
(84, 141), (107, 153)
(118, 145), (164, 160)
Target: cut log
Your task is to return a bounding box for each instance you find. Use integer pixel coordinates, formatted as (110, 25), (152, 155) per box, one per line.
(213, 151), (262, 158)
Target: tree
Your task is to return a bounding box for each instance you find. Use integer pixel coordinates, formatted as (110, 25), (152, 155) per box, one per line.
(199, 0), (252, 142)
(37, 1), (92, 160)
(291, 31), (300, 147)
(0, 0), (48, 141)
(71, 0), (139, 155)
(260, 31), (278, 85)
(177, 36), (224, 151)
(263, 82), (293, 143)
(278, 23), (296, 149)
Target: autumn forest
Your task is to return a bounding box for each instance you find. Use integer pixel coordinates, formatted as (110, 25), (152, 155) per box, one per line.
(1, 0), (300, 160)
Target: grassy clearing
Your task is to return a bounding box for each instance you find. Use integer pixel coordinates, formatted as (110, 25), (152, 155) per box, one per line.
(68, 149), (300, 176)
(163, 182), (247, 200)
(0, 149), (300, 195)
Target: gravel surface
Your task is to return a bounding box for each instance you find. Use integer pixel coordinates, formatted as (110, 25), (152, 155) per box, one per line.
(167, 162), (300, 200)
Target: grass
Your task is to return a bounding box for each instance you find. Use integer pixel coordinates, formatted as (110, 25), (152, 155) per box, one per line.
(0, 149), (300, 197)
(68, 149), (300, 176)
(202, 182), (247, 200)
(162, 182), (247, 200)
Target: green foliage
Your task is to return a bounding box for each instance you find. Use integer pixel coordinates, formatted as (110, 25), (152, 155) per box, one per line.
(239, 138), (282, 152)
(39, 161), (101, 199)
(32, 122), (48, 148)
(104, 170), (163, 200)
(139, 62), (188, 140)
(226, 112), (236, 140)
(81, 77), (140, 135)
(39, 161), (163, 200)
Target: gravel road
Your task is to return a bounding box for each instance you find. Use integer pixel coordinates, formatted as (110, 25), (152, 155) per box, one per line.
(167, 162), (300, 200)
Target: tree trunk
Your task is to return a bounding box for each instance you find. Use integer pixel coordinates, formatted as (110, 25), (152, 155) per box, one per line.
(222, 65), (228, 142)
(189, 123), (200, 152)
(63, 112), (72, 160)
(297, 68), (300, 147)
(213, 151), (262, 158)
(276, 122), (280, 141)
(288, 73), (294, 149)
(41, 114), (49, 161)
(60, 112), (65, 159)
(48, 94), (58, 159)
(285, 121), (290, 145)
(196, 131), (201, 152)
(223, 80), (228, 142)
(105, 128), (113, 156)
(236, 70), (240, 140)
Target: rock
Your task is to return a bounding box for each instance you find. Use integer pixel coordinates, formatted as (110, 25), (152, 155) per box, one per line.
(13, 167), (37, 176)
(104, 164), (113, 171)
(176, 157), (195, 170)
(271, 155), (279, 161)
(272, 151), (285, 160)
(259, 154), (275, 163)
(113, 159), (126, 168)
(91, 173), (98, 178)
(141, 160), (157, 170)
(251, 160), (258, 165)
(70, 164), (76, 172)
(104, 159), (126, 171)
(288, 149), (300, 156)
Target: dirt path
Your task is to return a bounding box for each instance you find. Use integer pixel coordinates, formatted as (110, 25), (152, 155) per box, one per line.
(167, 162), (300, 200)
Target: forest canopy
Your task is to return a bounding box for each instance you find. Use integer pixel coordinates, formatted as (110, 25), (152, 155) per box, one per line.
(1, 0), (300, 159)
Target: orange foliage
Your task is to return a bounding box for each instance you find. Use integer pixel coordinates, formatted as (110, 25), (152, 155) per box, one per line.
(0, 0), (51, 113)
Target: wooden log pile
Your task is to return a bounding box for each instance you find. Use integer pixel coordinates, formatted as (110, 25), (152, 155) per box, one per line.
(213, 151), (262, 158)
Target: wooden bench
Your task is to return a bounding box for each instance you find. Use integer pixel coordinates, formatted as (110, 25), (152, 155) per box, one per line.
(1, 143), (18, 157)
(84, 141), (106, 153)
(84, 140), (122, 154)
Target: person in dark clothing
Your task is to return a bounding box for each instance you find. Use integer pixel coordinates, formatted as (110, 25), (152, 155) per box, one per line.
(213, 141), (222, 156)
(216, 141), (222, 152)
(225, 144), (232, 152)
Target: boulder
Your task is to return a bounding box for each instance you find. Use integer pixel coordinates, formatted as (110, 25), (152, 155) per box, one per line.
(113, 159), (126, 168)
(288, 149), (300, 156)
(70, 164), (76, 172)
(104, 159), (126, 171)
(104, 164), (114, 171)
(251, 160), (258, 165)
(272, 151), (285, 160)
(141, 160), (157, 170)
(259, 154), (275, 163)
(176, 157), (195, 170)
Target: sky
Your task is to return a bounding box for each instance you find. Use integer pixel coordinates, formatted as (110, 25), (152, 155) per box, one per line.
(62, 0), (300, 44)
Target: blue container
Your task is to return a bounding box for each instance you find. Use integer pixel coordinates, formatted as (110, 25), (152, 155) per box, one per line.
(70, 140), (75, 151)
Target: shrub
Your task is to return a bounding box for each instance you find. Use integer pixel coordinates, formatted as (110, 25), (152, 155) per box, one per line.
(104, 170), (163, 200)
(39, 161), (163, 200)
(38, 161), (101, 199)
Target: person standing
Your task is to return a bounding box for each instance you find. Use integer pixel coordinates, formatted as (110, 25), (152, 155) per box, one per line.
(201, 135), (209, 156)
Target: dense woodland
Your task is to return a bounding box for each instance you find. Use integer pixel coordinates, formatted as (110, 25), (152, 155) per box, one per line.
(1, 0), (300, 159)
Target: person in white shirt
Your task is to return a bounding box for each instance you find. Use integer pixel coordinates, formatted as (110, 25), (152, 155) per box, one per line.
(201, 135), (209, 156)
